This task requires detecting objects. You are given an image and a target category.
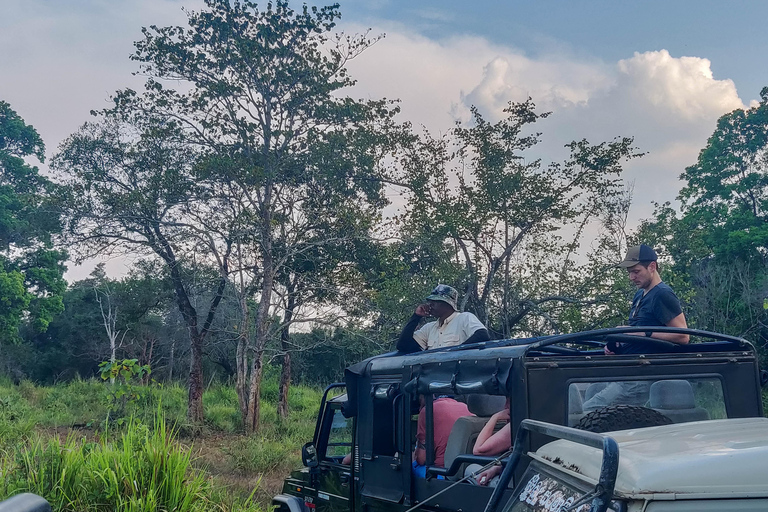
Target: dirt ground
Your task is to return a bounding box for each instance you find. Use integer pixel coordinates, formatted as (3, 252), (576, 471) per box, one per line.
(191, 433), (291, 507)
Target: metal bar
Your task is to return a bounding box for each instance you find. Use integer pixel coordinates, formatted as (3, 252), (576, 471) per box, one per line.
(483, 420), (620, 512)
(527, 327), (750, 351)
(425, 395), (435, 467)
(314, 383), (345, 446)
(427, 454), (503, 478)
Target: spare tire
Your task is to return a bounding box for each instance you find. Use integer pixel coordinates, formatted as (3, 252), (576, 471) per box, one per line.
(576, 405), (672, 433)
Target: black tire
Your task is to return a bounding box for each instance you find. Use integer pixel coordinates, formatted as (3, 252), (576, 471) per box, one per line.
(576, 405), (672, 433)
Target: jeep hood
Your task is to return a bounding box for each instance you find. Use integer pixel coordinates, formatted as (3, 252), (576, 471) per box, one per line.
(534, 418), (768, 499)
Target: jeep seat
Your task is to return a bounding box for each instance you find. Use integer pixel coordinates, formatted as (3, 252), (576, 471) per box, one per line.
(568, 385), (584, 426)
(649, 380), (709, 423)
(442, 394), (507, 480)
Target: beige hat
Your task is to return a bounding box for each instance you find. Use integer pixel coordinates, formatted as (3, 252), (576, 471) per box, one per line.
(426, 284), (458, 310)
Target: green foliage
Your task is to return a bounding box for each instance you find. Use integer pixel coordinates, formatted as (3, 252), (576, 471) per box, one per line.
(0, 100), (66, 343)
(0, 417), (263, 512)
(0, 374), (320, 510)
(99, 358), (151, 383)
(99, 359), (153, 425)
(679, 87), (768, 260)
(396, 100), (642, 337)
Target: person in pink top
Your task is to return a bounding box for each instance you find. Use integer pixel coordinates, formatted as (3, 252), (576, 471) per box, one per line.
(412, 395), (472, 477)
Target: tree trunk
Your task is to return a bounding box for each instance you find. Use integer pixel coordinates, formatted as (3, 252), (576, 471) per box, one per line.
(244, 349), (264, 431)
(236, 329), (249, 423)
(188, 330), (205, 423)
(168, 338), (175, 382)
(278, 336), (292, 419)
(278, 292), (295, 419)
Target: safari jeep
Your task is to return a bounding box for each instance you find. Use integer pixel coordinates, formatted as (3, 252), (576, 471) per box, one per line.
(507, 416), (768, 512)
(273, 327), (767, 512)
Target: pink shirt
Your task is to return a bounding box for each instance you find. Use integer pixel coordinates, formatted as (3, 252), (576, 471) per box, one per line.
(417, 397), (472, 467)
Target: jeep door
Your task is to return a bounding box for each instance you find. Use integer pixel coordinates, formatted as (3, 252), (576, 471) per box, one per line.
(312, 393), (355, 512)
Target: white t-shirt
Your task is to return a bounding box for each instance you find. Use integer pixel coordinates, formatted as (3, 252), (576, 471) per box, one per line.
(413, 311), (486, 350)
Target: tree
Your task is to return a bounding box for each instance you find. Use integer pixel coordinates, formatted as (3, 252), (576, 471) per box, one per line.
(13, 261), (174, 383)
(0, 100), (66, 344)
(56, 0), (404, 429)
(398, 100), (642, 337)
(678, 87), (768, 260)
(54, 113), (232, 423)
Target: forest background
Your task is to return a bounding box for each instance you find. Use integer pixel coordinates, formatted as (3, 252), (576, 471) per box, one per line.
(0, 0), (766, 510)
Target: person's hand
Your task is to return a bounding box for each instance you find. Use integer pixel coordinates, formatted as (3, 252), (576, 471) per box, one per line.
(415, 303), (431, 317)
(475, 466), (501, 486)
(604, 345), (616, 355)
(491, 409), (509, 422)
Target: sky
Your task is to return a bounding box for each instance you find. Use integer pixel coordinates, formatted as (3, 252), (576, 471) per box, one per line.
(2, 0), (767, 281)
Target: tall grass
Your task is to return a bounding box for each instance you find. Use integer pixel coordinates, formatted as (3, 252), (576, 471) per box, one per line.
(2, 416), (262, 512)
(0, 375), (323, 510)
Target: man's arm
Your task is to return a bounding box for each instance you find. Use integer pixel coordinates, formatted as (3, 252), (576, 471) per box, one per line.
(413, 444), (426, 465)
(652, 312), (689, 344)
(414, 408), (427, 465)
(462, 328), (490, 345)
(397, 314), (423, 353)
(460, 313), (490, 345)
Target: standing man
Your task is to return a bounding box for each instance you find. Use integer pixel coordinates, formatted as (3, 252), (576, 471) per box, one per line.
(611, 243), (689, 353)
(397, 284), (490, 353)
(584, 244), (688, 411)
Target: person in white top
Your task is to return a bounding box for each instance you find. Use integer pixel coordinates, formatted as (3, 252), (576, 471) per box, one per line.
(397, 284), (490, 353)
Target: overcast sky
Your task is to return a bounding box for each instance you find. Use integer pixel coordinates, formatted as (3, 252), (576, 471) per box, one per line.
(2, 0), (767, 280)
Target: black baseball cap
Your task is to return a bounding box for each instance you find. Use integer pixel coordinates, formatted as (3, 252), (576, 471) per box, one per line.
(618, 244), (658, 268)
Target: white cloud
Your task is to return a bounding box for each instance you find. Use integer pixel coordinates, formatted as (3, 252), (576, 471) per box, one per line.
(0, 4), (751, 278)
(615, 50), (743, 120)
(343, 29), (746, 222)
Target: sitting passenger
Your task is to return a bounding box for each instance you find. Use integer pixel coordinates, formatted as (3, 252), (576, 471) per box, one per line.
(465, 398), (511, 486)
(413, 395), (472, 478)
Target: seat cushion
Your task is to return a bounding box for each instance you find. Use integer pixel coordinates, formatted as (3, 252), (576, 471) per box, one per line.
(442, 416), (488, 480)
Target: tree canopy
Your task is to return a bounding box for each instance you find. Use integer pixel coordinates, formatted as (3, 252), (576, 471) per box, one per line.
(0, 101), (66, 343)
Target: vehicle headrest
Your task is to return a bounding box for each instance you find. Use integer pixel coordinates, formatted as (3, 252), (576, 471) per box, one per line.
(466, 394), (507, 417)
(650, 380), (696, 410)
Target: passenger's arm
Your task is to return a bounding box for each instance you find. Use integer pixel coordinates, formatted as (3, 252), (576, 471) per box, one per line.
(473, 409), (511, 456)
(473, 465), (502, 486)
(397, 314), (423, 353)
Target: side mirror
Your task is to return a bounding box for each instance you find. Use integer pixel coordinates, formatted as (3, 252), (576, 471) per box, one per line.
(760, 370), (768, 388)
(302, 442), (319, 468)
(0, 493), (51, 512)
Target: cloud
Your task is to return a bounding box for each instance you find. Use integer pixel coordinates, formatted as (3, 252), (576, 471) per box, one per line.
(615, 50), (744, 120)
(0, 0), (203, 156)
(461, 54), (614, 114)
(343, 28), (747, 221)
(0, 4), (751, 278)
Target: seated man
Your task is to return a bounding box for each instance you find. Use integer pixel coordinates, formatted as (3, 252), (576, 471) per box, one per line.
(398, 284), (490, 353)
(413, 395), (472, 478)
(465, 398), (511, 486)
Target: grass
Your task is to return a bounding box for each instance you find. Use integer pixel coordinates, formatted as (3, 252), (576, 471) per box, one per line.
(0, 374), (323, 511)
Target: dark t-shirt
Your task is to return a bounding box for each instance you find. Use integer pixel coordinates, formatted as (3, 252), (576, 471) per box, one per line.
(615, 282), (683, 354)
